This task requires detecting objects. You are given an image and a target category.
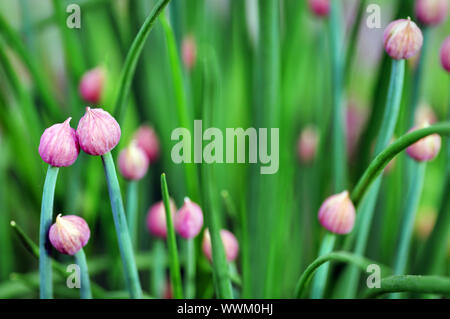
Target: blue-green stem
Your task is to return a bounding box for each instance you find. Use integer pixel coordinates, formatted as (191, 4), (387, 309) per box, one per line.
(160, 173), (183, 299)
(185, 238), (196, 298)
(151, 239), (166, 298)
(310, 232), (336, 298)
(343, 59), (405, 298)
(39, 165), (59, 299)
(75, 248), (92, 299)
(126, 180), (138, 249)
(101, 152), (142, 298)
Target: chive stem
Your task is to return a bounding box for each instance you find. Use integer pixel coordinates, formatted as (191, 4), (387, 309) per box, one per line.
(310, 233), (336, 298)
(185, 238), (196, 298)
(151, 239), (166, 298)
(126, 180), (139, 249)
(75, 248), (92, 299)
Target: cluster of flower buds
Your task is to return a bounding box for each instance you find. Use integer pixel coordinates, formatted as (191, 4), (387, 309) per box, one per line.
(49, 214), (90, 255)
(297, 125), (319, 164)
(308, 0), (330, 17)
(415, 0), (448, 26)
(384, 17), (423, 60)
(202, 229), (239, 262)
(406, 122), (442, 162)
(318, 190), (356, 234)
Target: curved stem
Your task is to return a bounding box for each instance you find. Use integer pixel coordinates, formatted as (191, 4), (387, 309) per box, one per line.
(126, 180), (138, 249)
(160, 173), (183, 299)
(113, 0), (171, 123)
(39, 165), (59, 299)
(101, 152), (142, 298)
(364, 275), (450, 298)
(294, 251), (391, 299)
(75, 249), (92, 299)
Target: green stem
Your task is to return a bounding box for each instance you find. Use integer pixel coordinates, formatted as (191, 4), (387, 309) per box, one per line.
(39, 165), (59, 299)
(113, 0), (171, 124)
(185, 238), (196, 298)
(364, 275), (450, 298)
(310, 233), (336, 298)
(75, 249), (92, 299)
(101, 152), (142, 298)
(126, 180), (138, 249)
(294, 251), (391, 299)
(160, 173), (183, 299)
(151, 239), (166, 298)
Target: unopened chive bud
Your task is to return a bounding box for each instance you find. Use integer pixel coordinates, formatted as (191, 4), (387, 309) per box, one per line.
(77, 107), (121, 156)
(49, 214), (90, 255)
(133, 125), (160, 163)
(79, 67), (104, 104)
(318, 191), (356, 234)
(118, 141), (149, 180)
(146, 199), (177, 238)
(384, 18), (423, 60)
(415, 0), (449, 26)
(202, 229), (239, 262)
(308, 0), (330, 17)
(297, 125), (319, 164)
(38, 118), (79, 167)
(174, 197), (204, 239)
(406, 122), (442, 162)
(440, 36), (450, 73)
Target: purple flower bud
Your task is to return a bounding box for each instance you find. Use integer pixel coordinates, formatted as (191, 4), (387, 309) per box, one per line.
(38, 117), (80, 167)
(308, 0), (330, 17)
(440, 36), (450, 73)
(297, 125), (319, 164)
(384, 18), (423, 60)
(146, 199), (177, 238)
(175, 197), (204, 239)
(118, 141), (149, 180)
(77, 107), (121, 156)
(49, 214), (90, 255)
(318, 191), (356, 234)
(79, 67), (104, 104)
(202, 229), (239, 262)
(182, 35), (197, 71)
(415, 0), (448, 26)
(133, 125), (160, 163)
(406, 122), (442, 162)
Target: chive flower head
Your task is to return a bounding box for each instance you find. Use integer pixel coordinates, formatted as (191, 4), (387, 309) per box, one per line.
(175, 197), (204, 239)
(308, 0), (330, 17)
(133, 125), (160, 163)
(79, 67), (104, 104)
(297, 125), (319, 164)
(118, 141), (149, 180)
(318, 191), (356, 234)
(440, 36), (450, 73)
(39, 117), (80, 167)
(202, 229), (239, 262)
(182, 35), (197, 71)
(77, 107), (121, 156)
(146, 199), (177, 238)
(49, 214), (90, 255)
(415, 0), (448, 26)
(383, 18), (423, 60)
(406, 122), (442, 162)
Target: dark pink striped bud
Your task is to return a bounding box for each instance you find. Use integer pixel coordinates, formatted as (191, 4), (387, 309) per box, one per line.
(384, 18), (423, 60)
(49, 214), (90, 255)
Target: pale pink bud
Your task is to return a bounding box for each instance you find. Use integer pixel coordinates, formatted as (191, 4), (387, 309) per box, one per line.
(346, 103), (368, 159)
(406, 122), (441, 161)
(77, 107), (121, 156)
(118, 141), (149, 180)
(308, 0), (330, 17)
(175, 197), (204, 239)
(384, 18), (423, 60)
(440, 36), (450, 73)
(415, 102), (437, 125)
(202, 229), (239, 262)
(318, 191), (356, 234)
(38, 117), (80, 167)
(146, 199), (177, 238)
(415, 0), (449, 26)
(133, 125), (160, 163)
(79, 67), (104, 104)
(182, 35), (197, 70)
(49, 214), (90, 255)
(297, 125), (319, 164)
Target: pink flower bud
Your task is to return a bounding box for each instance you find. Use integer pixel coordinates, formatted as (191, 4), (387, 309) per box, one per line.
(202, 229), (239, 262)
(79, 67), (104, 104)
(440, 36), (450, 73)
(182, 35), (197, 70)
(415, 0), (449, 26)
(133, 125), (160, 163)
(118, 141), (149, 180)
(406, 122), (441, 161)
(38, 117), (80, 167)
(49, 214), (90, 255)
(297, 125), (319, 164)
(175, 197), (204, 239)
(308, 0), (330, 17)
(146, 199), (177, 238)
(384, 18), (423, 60)
(77, 107), (121, 156)
(415, 102), (437, 125)
(318, 191), (356, 234)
